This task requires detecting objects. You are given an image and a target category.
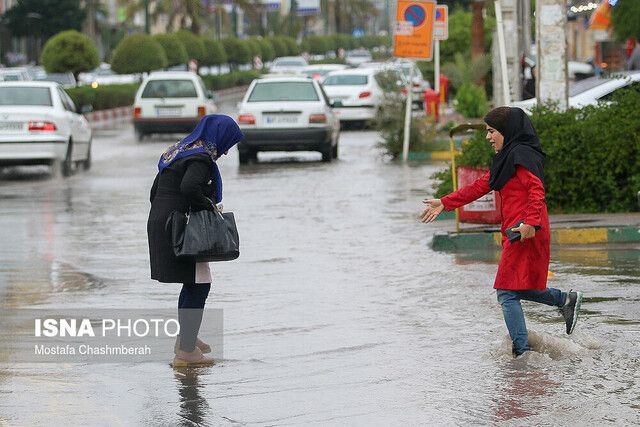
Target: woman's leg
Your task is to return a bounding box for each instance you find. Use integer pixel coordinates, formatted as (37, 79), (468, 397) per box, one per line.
(178, 283), (211, 352)
(517, 288), (567, 307)
(496, 289), (530, 355)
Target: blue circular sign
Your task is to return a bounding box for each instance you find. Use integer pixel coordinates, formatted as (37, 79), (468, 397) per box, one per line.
(404, 4), (426, 27)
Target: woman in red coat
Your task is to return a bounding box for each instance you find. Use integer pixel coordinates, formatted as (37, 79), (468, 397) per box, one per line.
(420, 107), (583, 356)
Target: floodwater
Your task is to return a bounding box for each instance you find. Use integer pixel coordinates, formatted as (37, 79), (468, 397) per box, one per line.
(0, 119), (639, 425)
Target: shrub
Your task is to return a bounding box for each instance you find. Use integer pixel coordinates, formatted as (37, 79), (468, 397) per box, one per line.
(281, 36), (300, 55)
(66, 83), (139, 110)
(175, 30), (205, 63)
(303, 35), (331, 55)
(221, 38), (252, 70)
(257, 38), (276, 62)
(376, 71), (437, 158)
(265, 36), (288, 57)
(111, 33), (167, 74)
(430, 84), (640, 212)
(41, 30), (100, 77)
(200, 70), (260, 90)
(452, 82), (490, 118)
(152, 33), (188, 67)
(201, 38), (227, 67)
(246, 37), (262, 59)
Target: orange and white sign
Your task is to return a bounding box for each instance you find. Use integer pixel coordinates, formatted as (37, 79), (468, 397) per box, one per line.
(434, 5), (448, 40)
(393, 1), (437, 60)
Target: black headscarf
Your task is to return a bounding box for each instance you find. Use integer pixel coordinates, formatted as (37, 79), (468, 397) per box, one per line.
(487, 107), (546, 191)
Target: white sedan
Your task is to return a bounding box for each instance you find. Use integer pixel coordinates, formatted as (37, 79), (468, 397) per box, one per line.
(0, 81), (92, 176)
(322, 68), (399, 128)
(513, 71), (640, 114)
(237, 75), (340, 163)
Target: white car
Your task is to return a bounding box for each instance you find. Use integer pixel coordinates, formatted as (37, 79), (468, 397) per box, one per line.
(0, 67), (32, 82)
(133, 71), (217, 140)
(300, 64), (349, 80)
(34, 72), (77, 89)
(0, 81), (92, 176)
(391, 59), (431, 109)
(344, 50), (373, 67)
(237, 75), (340, 163)
(512, 71), (640, 114)
(321, 68), (398, 127)
(269, 56), (309, 75)
(78, 64), (140, 87)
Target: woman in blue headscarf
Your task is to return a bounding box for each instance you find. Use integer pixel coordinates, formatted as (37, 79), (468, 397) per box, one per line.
(147, 114), (244, 366)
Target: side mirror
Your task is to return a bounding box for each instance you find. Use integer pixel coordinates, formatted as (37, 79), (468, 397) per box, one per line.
(331, 100), (343, 108)
(79, 105), (93, 114)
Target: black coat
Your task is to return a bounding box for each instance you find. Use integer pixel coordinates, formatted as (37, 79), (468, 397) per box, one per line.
(147, 153), (215, 283)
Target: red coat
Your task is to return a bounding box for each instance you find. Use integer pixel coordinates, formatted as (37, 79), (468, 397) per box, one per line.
(442, 165), (550, 290)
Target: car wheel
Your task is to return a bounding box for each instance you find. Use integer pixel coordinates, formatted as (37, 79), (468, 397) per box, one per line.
(321, 145), (332, 162)
(135, 128), (145, 142)
(332, 140), (339, 159)
(61, 140), (74, 177)
(82, 139), (92, 171)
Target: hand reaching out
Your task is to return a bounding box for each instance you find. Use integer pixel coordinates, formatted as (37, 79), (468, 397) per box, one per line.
(420, 199), (444, 223)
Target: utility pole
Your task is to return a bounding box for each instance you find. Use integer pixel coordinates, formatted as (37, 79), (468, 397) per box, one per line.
(536, 0), (569, 109)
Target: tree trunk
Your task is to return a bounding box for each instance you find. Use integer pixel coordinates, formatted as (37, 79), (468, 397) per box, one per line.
(471, 1), (485, 59)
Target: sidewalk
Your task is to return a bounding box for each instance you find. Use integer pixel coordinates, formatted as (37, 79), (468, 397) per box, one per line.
(431, 212), (640, 250)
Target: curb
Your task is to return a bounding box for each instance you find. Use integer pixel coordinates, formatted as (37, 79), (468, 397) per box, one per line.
(432, 226), (640, 251)
(83, 106), (132, 123)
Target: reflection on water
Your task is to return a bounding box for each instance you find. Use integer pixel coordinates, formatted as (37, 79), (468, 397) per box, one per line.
(173, 367), (210, 425)
(0, 127), (639, 424)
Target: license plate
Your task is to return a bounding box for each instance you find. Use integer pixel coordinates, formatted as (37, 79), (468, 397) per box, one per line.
(264, 115), (298, 125)
(156, 107), (182, 117)
(0, 122), (23, 131)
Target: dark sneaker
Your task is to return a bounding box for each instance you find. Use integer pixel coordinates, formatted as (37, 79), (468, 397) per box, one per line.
(560, 290), (583, 334)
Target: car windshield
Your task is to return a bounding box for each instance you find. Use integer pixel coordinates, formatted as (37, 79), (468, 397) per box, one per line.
(0, 87), (52, 106)
(0, 74), (20, 81)
(322, 75), (368, 86)
(141, 80), (197, 98)
(248, 82), (319, 102)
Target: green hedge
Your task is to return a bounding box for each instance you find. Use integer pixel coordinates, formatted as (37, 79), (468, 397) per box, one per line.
(200, 70), (261, 91)
(66, 70), (261, 110)
(430, 83), (640, 213)
(66, 83), (140, 111)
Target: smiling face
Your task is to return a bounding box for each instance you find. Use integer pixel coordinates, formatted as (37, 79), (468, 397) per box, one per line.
(485, 124), (505, 152)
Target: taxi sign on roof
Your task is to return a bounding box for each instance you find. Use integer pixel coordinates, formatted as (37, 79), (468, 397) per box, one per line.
(393, 1), (437, 61)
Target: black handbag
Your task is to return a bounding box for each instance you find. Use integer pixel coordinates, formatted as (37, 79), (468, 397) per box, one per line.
(166, 201), (240, 262)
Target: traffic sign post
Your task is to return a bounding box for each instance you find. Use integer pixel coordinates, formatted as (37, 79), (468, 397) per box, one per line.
(433, 5), (448, 114)
(394, 1), (437, 162)
(393, 1), (437, 60)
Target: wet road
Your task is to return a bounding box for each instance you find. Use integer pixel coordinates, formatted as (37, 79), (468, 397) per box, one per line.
(1, 116), (639, 425)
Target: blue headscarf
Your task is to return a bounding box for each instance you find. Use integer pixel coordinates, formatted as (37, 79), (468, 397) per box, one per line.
(158, 114), (244, 203)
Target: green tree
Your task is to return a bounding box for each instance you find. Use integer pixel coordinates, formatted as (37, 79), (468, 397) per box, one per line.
(175, 29), (206, 63)
(221, 38), (252, 70)
(152, 33), (188, 67)
(265, 36), (288, 57)
(246, 38), (263, 59)
(201, 38), (227, 67)
(2, 0), (85, 39)
(111, 33), (168, 74)
(257, 38), (276, 62)
(611, 0), (640, 41)
(40, 30), (100, 78)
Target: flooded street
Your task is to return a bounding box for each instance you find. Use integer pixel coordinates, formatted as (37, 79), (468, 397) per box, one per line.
(1, 117), (639, 425)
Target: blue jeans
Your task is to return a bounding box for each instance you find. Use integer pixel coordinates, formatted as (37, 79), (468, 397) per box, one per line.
(178, 283), (211, 352)
(496, 288), (567, 356)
